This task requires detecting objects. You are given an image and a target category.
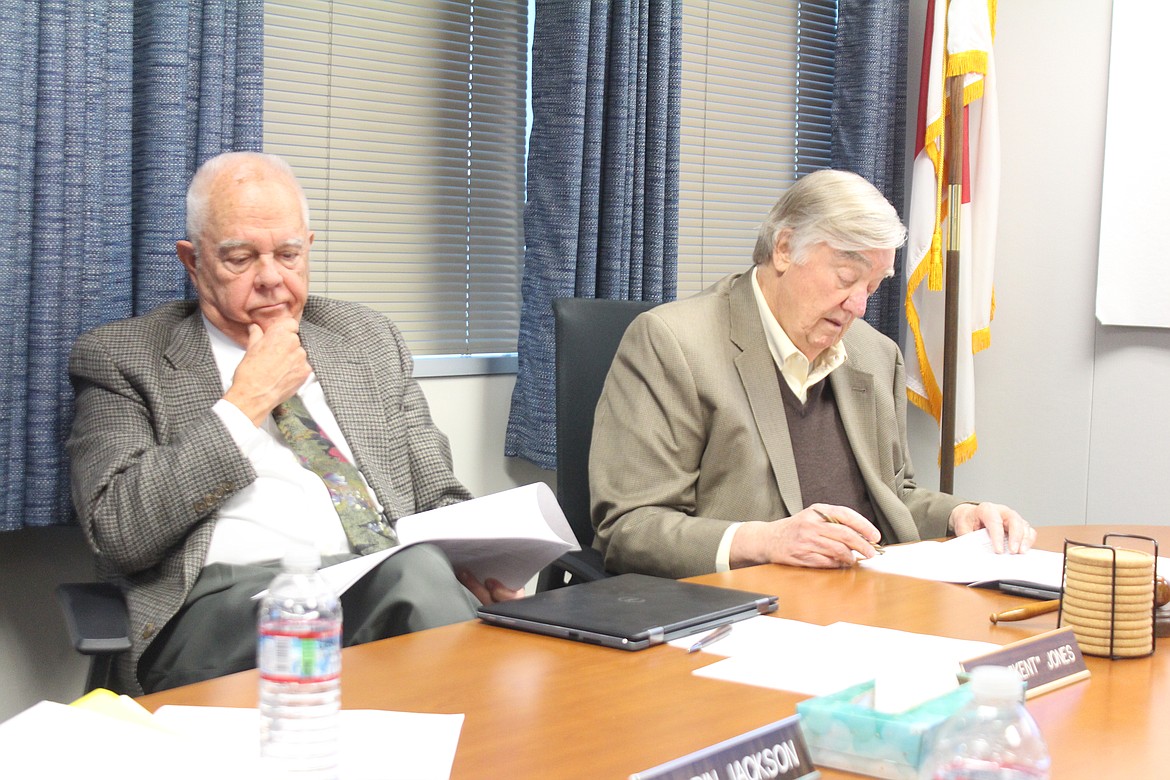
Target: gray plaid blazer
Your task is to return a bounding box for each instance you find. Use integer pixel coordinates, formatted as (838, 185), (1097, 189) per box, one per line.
(590, 271), (966, 579)
(67, 296), (471, 694)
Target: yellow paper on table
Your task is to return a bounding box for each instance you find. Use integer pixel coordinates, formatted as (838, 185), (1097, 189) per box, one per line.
(70, 687), (174, 733)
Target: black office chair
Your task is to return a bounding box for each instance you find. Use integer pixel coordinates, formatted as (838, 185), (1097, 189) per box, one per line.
(55, 580), (131, 693)
(537, 297), (659, 591)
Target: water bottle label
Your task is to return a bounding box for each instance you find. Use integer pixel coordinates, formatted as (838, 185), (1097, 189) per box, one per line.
(259, 625), (341, 683)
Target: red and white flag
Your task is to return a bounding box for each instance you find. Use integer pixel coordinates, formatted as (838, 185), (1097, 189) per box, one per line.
(904, 0), (1000, 466)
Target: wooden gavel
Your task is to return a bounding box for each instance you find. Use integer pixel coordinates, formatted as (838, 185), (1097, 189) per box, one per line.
(990, 576), (1170, 624)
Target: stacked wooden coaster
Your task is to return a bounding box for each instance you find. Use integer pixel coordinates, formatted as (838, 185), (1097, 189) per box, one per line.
(1060, 545), (1156, 658)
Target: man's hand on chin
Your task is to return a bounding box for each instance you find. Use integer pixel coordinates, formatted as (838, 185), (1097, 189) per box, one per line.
(224, 318), (313, 425)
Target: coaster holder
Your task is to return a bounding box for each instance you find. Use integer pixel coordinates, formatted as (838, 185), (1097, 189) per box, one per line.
(1058, 534), (1158, 660)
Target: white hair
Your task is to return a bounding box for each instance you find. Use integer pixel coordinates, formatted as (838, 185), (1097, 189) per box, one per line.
(752, 169), (907, 265)
(185, 151), (311, 253)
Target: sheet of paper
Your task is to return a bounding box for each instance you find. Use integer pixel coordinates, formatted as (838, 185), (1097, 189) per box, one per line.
(859, 529), (1065, 588)
(257, 482), (579, 598)
(667, 615), (828, 656)
(394, 481), (577, 591)
(690, 620), (998, 697)
(153, 706), (464, 780)
(821, 622), (998, 667)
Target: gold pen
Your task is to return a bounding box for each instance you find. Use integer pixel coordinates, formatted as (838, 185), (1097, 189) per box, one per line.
(812, 507), (885, 554)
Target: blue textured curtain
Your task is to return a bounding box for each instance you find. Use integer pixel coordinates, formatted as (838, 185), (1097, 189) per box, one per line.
(0, 1), (262, 532)
(505, 0), (681, 470)
(831, 0), (909, 342)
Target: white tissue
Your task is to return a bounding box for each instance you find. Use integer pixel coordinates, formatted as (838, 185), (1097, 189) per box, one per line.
(871, 660), (959, 714)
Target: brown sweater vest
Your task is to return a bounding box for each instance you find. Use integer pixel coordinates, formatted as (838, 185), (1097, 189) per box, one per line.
(777, 371), (894, 542)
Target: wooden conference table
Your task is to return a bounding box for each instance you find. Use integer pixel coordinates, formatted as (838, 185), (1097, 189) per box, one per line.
(139, 525), (1170, 778)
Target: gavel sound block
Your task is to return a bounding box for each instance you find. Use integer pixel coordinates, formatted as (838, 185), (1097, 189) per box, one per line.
(990, 576), (1170, 624)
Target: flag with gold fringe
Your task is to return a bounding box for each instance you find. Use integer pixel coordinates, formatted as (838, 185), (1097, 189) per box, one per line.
(904, 0), (1000, 466)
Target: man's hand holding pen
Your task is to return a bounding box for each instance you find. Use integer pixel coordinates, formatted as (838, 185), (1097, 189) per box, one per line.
(811, 507), (886, 554)
(730, 502), (884, 570)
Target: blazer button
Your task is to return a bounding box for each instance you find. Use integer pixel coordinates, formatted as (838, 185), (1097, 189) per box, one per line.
(141, 623), (155, 640)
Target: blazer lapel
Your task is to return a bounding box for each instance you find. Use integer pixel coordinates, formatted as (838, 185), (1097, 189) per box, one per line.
(728, 274), (804, 516)
(161, 308), (224, 436)
(830, 360), (919, 542)
(299, 319), (397, 510)
(830, 362), (880, 476)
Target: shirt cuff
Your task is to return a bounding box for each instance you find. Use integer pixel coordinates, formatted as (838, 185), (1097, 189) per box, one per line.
(212, 398), (268, 457)
(715, 523), (739, 573)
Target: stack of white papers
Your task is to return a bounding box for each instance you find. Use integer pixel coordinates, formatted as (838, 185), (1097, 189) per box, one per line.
(859, 530), (1065, 589)
(858, 529), (1170, 591)
(0, 690), (464, 780)
(0, 698), (259, 780)
(154, 706), (464, 780)
(679, 616), (997, 697)
(259, 482), (579, 599)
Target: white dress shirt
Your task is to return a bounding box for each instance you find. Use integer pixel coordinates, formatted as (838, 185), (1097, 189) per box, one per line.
(202, 317), (381, 565)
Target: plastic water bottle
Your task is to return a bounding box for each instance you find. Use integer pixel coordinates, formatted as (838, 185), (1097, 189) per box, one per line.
(258, 547), (342, 778)
(919, 665), (1050, 780)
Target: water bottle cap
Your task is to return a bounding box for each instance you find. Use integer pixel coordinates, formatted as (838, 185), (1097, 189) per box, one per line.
(281, 545), (322, 573)
(969, 664), (1024, 701)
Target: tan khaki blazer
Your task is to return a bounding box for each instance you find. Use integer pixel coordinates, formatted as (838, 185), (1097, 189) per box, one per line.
(590, 271), (964, 578)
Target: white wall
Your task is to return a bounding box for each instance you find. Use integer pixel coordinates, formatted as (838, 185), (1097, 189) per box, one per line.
(6, 0), (1166, 722)
(905, 0), (1170, 528)
(418, 373), (553, 500)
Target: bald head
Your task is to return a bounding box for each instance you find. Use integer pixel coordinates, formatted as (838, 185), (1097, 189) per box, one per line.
(185, 152), (311, 251)
(176, 152), (313, 346)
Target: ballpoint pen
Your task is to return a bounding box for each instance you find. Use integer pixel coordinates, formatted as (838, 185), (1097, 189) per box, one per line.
(812, 507), (886, 554)
(688, 623), (733, 653)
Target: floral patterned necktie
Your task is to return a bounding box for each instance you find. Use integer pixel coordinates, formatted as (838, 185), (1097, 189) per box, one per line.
(271, 395), (398, 554)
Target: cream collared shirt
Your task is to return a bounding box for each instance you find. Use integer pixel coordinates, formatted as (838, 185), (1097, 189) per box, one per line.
(751, 265), (848, 402)
(712, 267), (849, 570)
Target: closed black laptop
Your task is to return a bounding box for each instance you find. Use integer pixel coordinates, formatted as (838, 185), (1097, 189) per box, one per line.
(477, 572), (779, 650)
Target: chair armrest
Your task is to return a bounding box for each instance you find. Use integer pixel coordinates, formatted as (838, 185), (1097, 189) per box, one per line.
(553, 547), (610, 583)
(55, 582), (132, 655)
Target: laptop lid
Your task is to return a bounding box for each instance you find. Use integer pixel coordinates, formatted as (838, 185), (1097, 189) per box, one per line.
(477, 573), (779, 650)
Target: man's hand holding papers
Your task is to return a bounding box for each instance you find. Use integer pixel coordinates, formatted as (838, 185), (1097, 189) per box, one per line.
(949, 502), (1037, 554)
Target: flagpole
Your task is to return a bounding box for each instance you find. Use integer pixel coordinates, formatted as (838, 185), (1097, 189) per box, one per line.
(940, 74), (965, 494)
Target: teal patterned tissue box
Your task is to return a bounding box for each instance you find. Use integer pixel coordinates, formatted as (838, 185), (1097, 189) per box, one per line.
(796, 681), (972, 779)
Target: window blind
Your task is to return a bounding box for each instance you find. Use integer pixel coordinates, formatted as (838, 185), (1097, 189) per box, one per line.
(678, 0), (837, 299)
(263, 0), (528, 357)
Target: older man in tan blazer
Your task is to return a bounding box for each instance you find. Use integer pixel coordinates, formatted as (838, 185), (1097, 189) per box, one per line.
(590, 169), (1034, 579)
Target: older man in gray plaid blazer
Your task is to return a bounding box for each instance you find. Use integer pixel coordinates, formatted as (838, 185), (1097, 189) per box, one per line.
(68, 152), (517, 694)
